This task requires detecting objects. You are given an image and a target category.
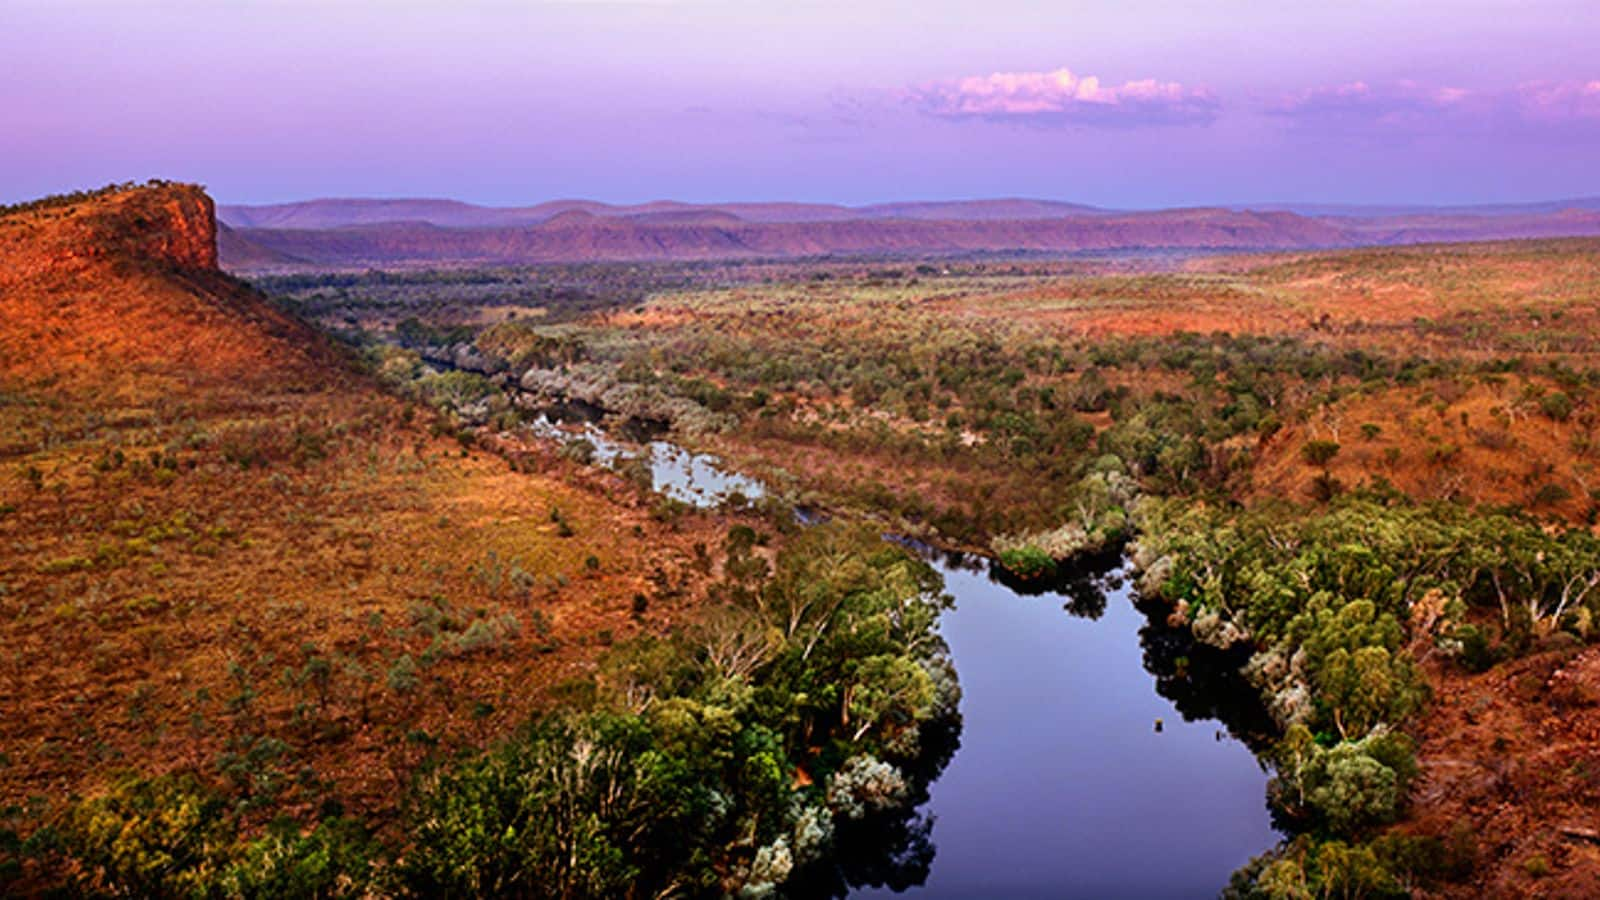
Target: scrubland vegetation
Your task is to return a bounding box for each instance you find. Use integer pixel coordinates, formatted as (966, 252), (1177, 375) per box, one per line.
(292, 236), (1600, 895)
(0, 186), (961, 896)
(10, 181), (1600, 896)
(11, 525), (955, 897)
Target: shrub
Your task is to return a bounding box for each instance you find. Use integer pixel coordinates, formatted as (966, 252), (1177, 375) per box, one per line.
(1533, 482), (1572, 507)
(997, 546), (1057, 580)
(217, 817), (376, 898)
(1300, 440), (1342, 469)
(1539, 391), (1574, 422)
(1270, 726), (1417, 837)
(50, 774), (232, 896)
(386, 655), (420, 694)
(1447, 625), (1505, 674)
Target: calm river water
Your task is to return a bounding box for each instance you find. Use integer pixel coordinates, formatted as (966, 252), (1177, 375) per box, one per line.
(858, 557), (1277, 898)
(531, 414), (1279, 897)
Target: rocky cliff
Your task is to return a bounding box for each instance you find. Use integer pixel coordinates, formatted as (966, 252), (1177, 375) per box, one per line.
(0, 182), (329, 389)
(0, 182), (218, 282)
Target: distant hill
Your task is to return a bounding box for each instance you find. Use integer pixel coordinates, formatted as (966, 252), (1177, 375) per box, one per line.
(217, 197), (544, 229)
(219, 207), (1352, 268)
(1331, 209), (1600, 244)
(213, 193), (1600, 271)
(217, 196), (1109, 230)
(1245, 197), (1600, 218)
(215, 221), (307, 267)
(855, 198), (1106, 220)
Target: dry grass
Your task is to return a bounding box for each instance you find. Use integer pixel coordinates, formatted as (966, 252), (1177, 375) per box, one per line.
(0, 186), (735, 821)
(947, 238), (1600, 359)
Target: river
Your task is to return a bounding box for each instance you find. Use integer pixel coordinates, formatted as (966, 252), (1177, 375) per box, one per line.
(528, 413), (1279, 897)
(858, 557), (1277, 897)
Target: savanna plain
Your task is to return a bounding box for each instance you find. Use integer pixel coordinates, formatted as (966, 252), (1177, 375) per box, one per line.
(6, 183), (1600, 898)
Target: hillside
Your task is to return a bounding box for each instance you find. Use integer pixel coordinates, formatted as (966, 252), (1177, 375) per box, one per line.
(0, 184), (735, 835)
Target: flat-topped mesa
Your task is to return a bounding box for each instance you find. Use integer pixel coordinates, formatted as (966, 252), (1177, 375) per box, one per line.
(0, 181), (218, 280)
(0, 181), (333, 390)
(78, 182), (219, 272)
(116, 183), (218, 271)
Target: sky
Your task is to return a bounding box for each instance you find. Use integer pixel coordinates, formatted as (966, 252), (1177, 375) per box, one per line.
(3, 0), (1599, 208)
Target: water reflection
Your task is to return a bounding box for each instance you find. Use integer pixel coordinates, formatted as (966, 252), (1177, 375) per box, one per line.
(1135, 594), (1280, 754)
(524, 416), (1278, 896)
(524, 407), (767, 507)
(790, 714), (963, 898)
(858, 556), (1277, 898)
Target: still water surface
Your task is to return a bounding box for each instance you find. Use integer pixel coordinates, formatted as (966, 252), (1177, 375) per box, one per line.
(859, 558), (1276, 898)
(530, 414), (1279, 897)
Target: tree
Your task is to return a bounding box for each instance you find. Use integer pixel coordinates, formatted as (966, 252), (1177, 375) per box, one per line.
(1300, 439), (1342, 469)
(843, 655), (935, 742)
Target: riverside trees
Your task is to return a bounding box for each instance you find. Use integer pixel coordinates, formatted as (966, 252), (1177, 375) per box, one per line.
(1135, 496), (1600, 892)
(404, 523), (960, 897)
(29, 525), (959, 898)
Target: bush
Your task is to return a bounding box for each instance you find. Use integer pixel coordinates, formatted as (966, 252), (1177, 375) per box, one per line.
(1448, 624), (1505, 674)
(398, 714), (702, 898)
(217, 818), (376, 898)
(1539, 391), (1574, 422)
(1270, 726), (1417, 837)
(997, 546), (1057, 580)
(1300, 439), (1342, 468)
(49, 774), (232, 896)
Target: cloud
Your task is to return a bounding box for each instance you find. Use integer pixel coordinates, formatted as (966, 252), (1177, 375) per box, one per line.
(1514, 79), (1600, 126)
(1268, 78), (1600, 134)
(909, 66), (1219, 127)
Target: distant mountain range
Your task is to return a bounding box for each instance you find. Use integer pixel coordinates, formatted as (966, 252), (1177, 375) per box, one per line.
(1241, 198), (1600, 218)
(217, 197), (1107, 230)
(215, 195), (1600, 270)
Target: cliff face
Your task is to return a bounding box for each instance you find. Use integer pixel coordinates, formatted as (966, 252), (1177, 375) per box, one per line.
(0, 182), (218, 282)
(0, 182), (327, 391)
(111, 184), (218, 271)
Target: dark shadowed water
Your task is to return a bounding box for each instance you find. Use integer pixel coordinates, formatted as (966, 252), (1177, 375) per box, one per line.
(525, 414), (1279, 897)
(856, 557), (1277, 898)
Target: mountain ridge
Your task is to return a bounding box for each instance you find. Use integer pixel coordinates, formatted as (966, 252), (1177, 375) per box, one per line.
(217, 196), (1110, 229)
(220, 207), (1355, 269)
(215, 194), (1600, 270)
(218, 194), (1600, 231)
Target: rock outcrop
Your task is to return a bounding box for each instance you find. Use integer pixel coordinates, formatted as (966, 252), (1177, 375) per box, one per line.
(0, 182), (332, 388)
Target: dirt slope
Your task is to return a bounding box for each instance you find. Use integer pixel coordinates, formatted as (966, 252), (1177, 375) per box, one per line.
(0, 184), (731, 819)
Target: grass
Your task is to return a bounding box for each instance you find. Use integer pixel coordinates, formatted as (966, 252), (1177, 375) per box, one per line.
(0, 184), (750, 833)
(427, 238), (1600, 548)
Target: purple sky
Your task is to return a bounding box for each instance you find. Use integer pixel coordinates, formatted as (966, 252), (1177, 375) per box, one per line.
(4, 0), (1598, 207)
